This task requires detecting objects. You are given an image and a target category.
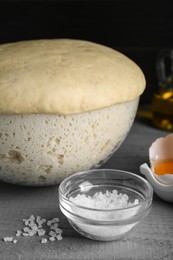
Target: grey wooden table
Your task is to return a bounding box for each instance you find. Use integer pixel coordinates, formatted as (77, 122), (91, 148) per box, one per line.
(0, 117), (173, 260)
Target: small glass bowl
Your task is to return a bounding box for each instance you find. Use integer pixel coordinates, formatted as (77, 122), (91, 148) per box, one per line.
(59, 169), (153, 241)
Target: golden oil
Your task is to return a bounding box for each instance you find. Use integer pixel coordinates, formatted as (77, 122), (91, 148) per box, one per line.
(152, 49), (173, 130)
(152, 89), (173, 131)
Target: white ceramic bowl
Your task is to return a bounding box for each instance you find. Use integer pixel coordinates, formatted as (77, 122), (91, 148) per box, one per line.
(0, 98), (139, 186)
(140, 163), (173, 202)
(59, 169), (153, 241)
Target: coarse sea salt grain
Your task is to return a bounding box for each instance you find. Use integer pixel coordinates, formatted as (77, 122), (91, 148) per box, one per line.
(3, 237), (14, 242)
(2, 215), (63, 244)
(41, 238), (48, 244)
(69, 190), (139, 210)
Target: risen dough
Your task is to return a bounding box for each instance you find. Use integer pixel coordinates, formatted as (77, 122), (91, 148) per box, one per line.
(0, 39), (145, 114)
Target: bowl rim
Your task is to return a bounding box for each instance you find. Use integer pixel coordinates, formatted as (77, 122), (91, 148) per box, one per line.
(59, 168), (153, 213)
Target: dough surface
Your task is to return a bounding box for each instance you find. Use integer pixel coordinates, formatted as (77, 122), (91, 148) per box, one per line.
(0, 39), (145, 114)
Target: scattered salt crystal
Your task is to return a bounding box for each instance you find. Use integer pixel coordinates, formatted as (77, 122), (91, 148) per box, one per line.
(16, 230), (22, 237)
(36, 216), (41, 223)
(30, 224), (38, 231)
(37, 224), (42, 228)
(50, 218), (59, 223)
(22, 233), (30, 237)
(3, 237), (18, 243)
(3, 215), (63, 244)
(23, 227), (30, 232)
(46, 220), (52, 226)
(47, 218), (59, 226)
(23, 220), (29, 226)
(55, 228), (63, 234)
(3, 237), (13, 242)
(49, 236), (55, 242)
(50, 224), (59, 230)
(41, 238), (47, 244)
(29, 215), (35, 221)
(28, 221), (36, 228)
(28, 231), (37, 236)
(56, 234), (63, 241)
(49, 230), (55, 236)
(37, 229), (46, 236)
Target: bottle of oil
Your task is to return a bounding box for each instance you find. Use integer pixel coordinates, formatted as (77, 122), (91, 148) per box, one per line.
(152, 50), (173, 131)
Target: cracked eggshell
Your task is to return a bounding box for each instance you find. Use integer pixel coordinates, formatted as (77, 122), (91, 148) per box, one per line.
(149, 134), (173, 162)
(149, 134), (173, 185)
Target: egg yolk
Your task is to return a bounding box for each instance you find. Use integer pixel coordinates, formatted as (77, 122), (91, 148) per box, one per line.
(152, 159), (173, 175)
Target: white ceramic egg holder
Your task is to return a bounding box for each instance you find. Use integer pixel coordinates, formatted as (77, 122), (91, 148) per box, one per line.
(140, 134), (173, 203)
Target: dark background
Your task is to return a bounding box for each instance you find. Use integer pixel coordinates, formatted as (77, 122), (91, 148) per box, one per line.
(0, 0), (173, 104)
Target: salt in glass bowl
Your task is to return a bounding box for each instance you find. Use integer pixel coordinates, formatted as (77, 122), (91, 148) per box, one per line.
(59, 169), (153, 241)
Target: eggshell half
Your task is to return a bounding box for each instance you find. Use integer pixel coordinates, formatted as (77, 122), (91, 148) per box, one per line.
(149, 134), (173, 161)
